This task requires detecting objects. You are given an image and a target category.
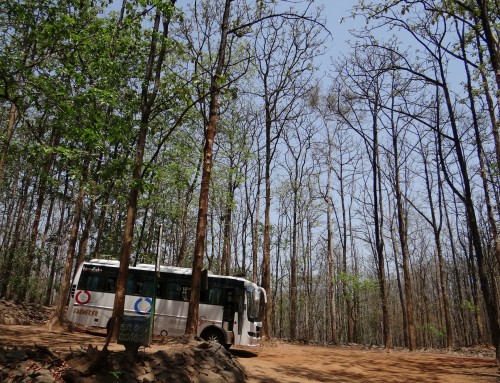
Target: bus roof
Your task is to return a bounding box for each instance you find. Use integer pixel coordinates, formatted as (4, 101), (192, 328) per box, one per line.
(85, 259), (258, 287)
(86, 259), (196, 275)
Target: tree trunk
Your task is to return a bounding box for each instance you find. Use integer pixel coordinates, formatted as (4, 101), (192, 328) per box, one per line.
(472, 0), (500, 167)
(44, 174), (69, 306)
(221, 167), (235, 276)
(325, 145), (338, 344)
(35, 179), (55, 303)
(436, 57), (500, 362)
(421, 134), (453, 348)
(390, 115), (416, 351)
(53, 183), (85, 323)
(371, 97), (391, 351)
(1, 172), (30, 299)
(0, 102), (18, 182)
(262, 99), (273, 339)
(105, 4), (175, 347)
(185, 0), (231, 335)
(252, 158), (261, 284)
(20, 135), (58, 302)
(106, 116), (148, 344)
(290, 180), (298, 340)
(391, 222), (409, 348)
(75, 199), (95, 274)
(177, 156), (201, 267)
(460, 24), (500, 319)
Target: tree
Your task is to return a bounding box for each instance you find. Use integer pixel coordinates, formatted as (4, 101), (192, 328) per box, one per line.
(253, 1), (326, 338)
(414, 128), (453, 348)
(282, 110), (315, 341)
(330, 45), (396, 351)
(356, 0), (500, 359)
(105, 0), (181, 347)
(312, 86), (361, 344)
(185, 0), (233, 335)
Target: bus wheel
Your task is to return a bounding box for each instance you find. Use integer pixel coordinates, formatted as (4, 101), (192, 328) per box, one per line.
(201, 328), (226, 347)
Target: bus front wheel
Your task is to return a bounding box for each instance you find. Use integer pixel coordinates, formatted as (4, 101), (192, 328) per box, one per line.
(201, 328), (227, 348)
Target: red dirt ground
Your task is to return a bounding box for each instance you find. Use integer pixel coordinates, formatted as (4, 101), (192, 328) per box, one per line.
(235, 342), (498, 383)
(0, 324), (498, 382)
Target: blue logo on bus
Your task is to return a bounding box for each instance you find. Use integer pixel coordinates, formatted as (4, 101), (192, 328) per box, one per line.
(134, 297), (153, 315)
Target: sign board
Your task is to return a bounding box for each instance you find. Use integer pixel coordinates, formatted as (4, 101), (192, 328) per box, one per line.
(117, 315), (151, 347)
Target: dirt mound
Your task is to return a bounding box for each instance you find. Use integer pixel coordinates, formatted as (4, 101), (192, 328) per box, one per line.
(0, 300), (246, 382)
(0, 299), (53, 325)
(1, 339), (245, 383)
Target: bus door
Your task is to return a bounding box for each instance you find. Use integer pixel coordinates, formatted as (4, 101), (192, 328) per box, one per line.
(223, 289), (234, 331)
(223, 288), (245, 346)
(235, 289), (245, 346)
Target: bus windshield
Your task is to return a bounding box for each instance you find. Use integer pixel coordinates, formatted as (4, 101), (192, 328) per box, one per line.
(246, 287), (261, 322)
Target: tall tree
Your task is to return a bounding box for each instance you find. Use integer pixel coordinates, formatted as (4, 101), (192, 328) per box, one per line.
(185, 0), (233, 335)
(356, 0), (500, 357)
(330, 45), (395, 351)
(313, 89), (360, 344)
(105, 0), (179, 346)
(253, 2), (325, 338)
(282, 110), (315, 341)
(384, 69), (418, 351)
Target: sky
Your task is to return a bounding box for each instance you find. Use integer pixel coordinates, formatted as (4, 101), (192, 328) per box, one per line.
(311, 1), (364, 74)
(318, 1), (359, 49)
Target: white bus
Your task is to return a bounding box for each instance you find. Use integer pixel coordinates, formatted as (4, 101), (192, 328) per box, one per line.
(67, 259), (266, 348)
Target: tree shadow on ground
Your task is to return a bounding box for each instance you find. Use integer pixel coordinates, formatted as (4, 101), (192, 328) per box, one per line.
(230, 348), (258, 358)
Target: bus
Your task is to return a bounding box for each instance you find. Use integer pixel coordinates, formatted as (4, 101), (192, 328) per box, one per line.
(67, 259), (266, 348)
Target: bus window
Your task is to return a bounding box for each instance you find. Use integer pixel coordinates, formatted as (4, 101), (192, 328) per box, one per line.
(106, 277), (116, 293)
(237, 293), (244, 313)
(204, 288), (222, 305)
(126, 276), (136, 295)
(160, 282), (182, 300)
(78, 273), (103, 291)
(140, 280), (156, 297)
(182, 286), (191, 301)
(246, 287), (261, 322)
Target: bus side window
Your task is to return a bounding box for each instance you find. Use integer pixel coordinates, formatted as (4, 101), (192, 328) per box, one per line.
(86, 275), (101, 291)
(126, 277), (136, 295)
(164, 283), (182, 300)
(140, 281), (155, 297)
(106, 277), (116, 293)
(207, 288), (222, 305)
(182, 286), (191, 301)
(135, 281), (143, 295)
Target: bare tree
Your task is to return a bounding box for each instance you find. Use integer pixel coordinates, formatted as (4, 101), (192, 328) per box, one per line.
(311, 89), (361, 344)
(253, 2), (326, 339)
(282, 110), (315, 340)
(330, 45), (396, 351)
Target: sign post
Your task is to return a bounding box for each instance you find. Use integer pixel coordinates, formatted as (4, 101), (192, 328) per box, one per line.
(117, 315), (150, 355)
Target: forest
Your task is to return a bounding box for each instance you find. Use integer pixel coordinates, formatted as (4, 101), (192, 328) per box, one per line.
(1, 0), (500, 361)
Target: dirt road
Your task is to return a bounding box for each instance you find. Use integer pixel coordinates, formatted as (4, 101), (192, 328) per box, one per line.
(0, 325), (498, 382)
(234, 342), (498, 383)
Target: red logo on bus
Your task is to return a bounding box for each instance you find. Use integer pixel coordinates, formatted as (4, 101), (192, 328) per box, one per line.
(75, 290), (91, 305)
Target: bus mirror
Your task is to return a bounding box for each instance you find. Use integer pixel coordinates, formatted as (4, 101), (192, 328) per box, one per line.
(258, 287), (267, 303)
(201, 269), (209, 291)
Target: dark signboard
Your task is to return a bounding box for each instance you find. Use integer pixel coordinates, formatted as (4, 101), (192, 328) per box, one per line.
(117, 316), (150, 347)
